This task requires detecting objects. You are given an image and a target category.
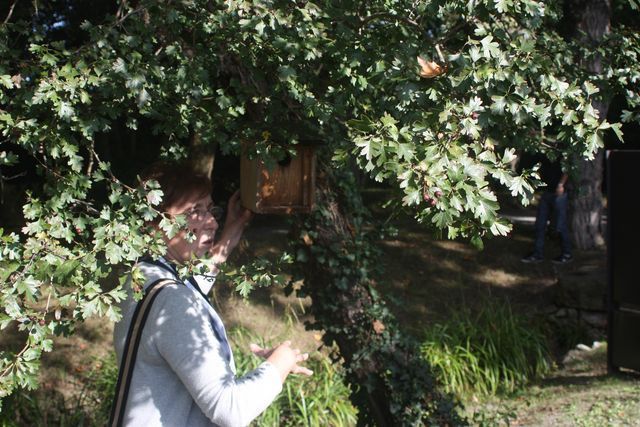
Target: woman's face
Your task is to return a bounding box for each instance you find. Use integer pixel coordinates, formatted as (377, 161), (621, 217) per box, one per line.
(163, 194), (219, 264)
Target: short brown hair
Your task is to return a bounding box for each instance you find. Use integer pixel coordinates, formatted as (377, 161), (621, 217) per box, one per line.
(141, 161), (212, 212)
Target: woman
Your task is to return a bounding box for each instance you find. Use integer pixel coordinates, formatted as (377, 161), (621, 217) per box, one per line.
(113, 162), (312, 426)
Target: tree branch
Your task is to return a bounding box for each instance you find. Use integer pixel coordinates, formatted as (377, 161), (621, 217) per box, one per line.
(0, 171), (26, 204)
(360, 12), (420, 29)
(4, 0), (18, 24)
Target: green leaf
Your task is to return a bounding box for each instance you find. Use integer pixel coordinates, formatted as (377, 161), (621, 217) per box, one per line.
(355, 138), (373, 160)
(235, 279), (253, 298)
(16, 276), (39, 301)
(610, 123), (624, 142)
(146, 189), (164, 206)
(0, 75), (13, 89)
(449, 195), (464, 212)
(402, 187), (421, 206)
(490, 96), (506, 114)
(0, 314), (13, 329)
(470, 235), (484, 250)
(480, 35), (500, 58)
(54, 259), (81, 283)
(380, 113), (397, 128)
(583, 81), (599, 96)
(0, 261), (21, 282)
(494, 0), (512, 13)
(502, 148), (516, 164)
(461, 118), (481, 139)
(41, 339), (53, 352)
(278, 66), (297, 81)
(490, 220), (512, 236)
(396, 143), (414, 162)
(57, 102), (74, 120)
(432, 211), (453, 229)
(105, 242), (123, 264)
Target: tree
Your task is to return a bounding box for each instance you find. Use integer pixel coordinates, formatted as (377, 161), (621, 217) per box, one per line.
(561, 0), (639, 249)
(1, 0), (638, 423)
(562, 0), (611, 250)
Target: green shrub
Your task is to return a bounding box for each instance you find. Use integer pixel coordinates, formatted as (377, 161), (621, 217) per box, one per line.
(230, 327), (358, 427)
(420, 299), (552, 398)
(0, 353), (118, 427)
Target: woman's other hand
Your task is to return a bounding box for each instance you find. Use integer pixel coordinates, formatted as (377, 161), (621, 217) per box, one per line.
(257, 341), (313, 383)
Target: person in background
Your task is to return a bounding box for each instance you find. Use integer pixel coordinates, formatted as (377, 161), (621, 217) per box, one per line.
(521, 155), (573, 264)
(113, 162), (312, 427)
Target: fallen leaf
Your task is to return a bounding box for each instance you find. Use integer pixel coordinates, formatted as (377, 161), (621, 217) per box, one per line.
(302, 233), (314, 246)
(373, 319), (385, 334)
(417, 56), (446, 78)
(11, 74), (22, 88)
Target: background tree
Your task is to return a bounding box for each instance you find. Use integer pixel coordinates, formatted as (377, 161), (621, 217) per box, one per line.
(1, 0), (638, 423)
(561, 0), (639, 249)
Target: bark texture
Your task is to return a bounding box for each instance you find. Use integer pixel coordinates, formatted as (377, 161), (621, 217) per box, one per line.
(189, 132), (216, 178)
(297, 170), (463, 426)
(564, 0), (611, 249)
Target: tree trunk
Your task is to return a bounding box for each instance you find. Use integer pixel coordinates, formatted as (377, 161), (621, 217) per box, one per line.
(189, 131), (216, 178)
(565, 0), (611, 249)
(571, 148), (606, 248)
(296, 167), (463, 426)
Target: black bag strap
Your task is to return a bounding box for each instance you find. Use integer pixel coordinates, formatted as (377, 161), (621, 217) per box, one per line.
(109, 278), (179, 427)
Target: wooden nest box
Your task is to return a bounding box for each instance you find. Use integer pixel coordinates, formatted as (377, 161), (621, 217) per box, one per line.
(241, 144), (316, 214)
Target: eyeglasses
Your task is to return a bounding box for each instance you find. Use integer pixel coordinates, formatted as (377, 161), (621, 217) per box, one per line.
(183, 205), (224, 221)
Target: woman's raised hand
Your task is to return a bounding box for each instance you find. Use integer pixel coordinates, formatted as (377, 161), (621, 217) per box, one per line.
(224, 190), (252, 229)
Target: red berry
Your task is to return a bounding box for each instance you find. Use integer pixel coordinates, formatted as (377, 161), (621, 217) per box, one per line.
(434, 190), (443, 198)
(430, 199), (437, 207)
(39, 319), (46, 326)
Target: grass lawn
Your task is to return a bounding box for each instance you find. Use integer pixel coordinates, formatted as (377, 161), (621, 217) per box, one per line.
(469, 343), (640, 426)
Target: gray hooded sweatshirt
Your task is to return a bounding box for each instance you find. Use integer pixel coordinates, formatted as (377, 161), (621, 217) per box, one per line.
(113, 258), (282, 427)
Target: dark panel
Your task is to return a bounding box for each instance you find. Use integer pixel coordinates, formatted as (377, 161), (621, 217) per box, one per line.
(607, 150), (640, 307)
(610, 310), (640, 372)
(607, 150), (640, 373)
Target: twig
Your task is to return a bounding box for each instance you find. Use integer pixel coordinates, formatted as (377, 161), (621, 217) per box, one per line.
(90, 147), (139, 194)
(45, 290), (52, 312)
(1, 342), (31, 379)
(360, 12), (420, 29)
(86, 139), (95, 176)
(3, 0), (18, 24)
(33, 155), (66, 181)
(0, 171), (27, 204)
(115, 7), (144, 26)
(116, 0), (128, 21)
(431, 21), (470, 46)
(435, 44), (445, 63)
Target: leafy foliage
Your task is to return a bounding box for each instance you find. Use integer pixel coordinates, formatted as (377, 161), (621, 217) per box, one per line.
(0, 353), (117, 426)
(217, 252), (294, 298)
(0, 0), (638, 420)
